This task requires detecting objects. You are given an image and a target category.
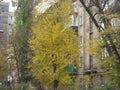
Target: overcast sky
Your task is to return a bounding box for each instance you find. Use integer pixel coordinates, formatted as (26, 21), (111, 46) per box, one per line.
(2, 0), (16, 12)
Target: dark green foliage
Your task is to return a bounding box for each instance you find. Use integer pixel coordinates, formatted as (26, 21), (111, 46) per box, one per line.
(90, 86), (119, 90)
(15, 82), (29, 90)
(14, 0), (34, 82)
(0, 85), (9, 90)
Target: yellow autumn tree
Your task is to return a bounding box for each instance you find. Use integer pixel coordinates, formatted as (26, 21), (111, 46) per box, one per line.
(0, 53), (7, 81)
(29, 0), (80, 89)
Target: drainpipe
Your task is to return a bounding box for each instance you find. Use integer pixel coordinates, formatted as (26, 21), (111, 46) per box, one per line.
(82, 4), (86, 90)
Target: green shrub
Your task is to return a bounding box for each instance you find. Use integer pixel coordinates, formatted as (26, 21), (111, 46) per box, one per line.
(15, 82), (29, 90)
(0, 85), (9, 90)
(92, 87), (108, 90)
(91, 86), (119, 90)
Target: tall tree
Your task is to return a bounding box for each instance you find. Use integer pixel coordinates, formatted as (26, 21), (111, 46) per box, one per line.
(29, 0), (80, 89)
(14, 0), (34, 82)
(0, 54), (7, 81)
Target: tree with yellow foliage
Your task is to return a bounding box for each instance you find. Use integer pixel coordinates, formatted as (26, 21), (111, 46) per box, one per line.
(0, 53), (7, 81)
(29, 0), (80, 89)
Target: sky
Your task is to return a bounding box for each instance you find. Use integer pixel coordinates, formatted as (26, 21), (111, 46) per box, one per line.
(2, 0), (16, 12)
(2, 0), (55, 12)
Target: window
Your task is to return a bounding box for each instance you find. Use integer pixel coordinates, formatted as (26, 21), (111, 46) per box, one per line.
(89, 32), (93, 47)
(71, 14), (78, 26)
(80, 56), (82, 67)
(0, 32), (3, 38)
(0, 42), (2, 48)
(89, 32), (93, 40)
(79, 16), (83, 26)
(11, 16), (13, 20)
(89, 55), (93, 69)
(80, 36), (82, 43)
(89, 17), (93, 30)
(102, 48), (109, 59)
(80, 36), (83, 47)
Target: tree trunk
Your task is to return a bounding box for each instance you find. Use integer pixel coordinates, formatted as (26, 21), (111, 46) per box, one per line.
(53, 63), (59, 90)
(54, 79), (59, 90)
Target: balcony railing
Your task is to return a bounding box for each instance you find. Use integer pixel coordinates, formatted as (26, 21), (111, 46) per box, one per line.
(83, 64), (98, 74)
(65, 65), (78, 75)
(70, 24), (78, 35)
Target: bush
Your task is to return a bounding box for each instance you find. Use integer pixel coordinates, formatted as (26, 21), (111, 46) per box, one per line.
(91, 86), (119, 90)
(91, 87), (108, 90)
(0, 85), (9, 90)
(15, 82), (29, 90)
(58, 83), (78, 90)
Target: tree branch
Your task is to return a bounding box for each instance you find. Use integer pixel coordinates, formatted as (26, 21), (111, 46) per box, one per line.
(79, 0), (101, 32)
(79, 0), (120, 63)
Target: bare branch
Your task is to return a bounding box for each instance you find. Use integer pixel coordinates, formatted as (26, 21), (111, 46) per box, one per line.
(79, 0), (101, 32)
(102, 0), (108, 10)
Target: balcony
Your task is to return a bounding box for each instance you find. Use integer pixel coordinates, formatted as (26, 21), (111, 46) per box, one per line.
(70, 23), (78, 35)
(83, 65), (98, 74)
(70, 14), (78, 35)
(0, 29), (4, 33)
(70, 20), (78, 27)
(65, 65), (78, 75)
(70, 26), (78, 35)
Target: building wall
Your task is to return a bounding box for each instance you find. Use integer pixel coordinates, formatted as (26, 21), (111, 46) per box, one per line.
(0, 2), (9, 54)
(0, 2), (9, 82)
(74, 0), (103, 88)
(75, 0), (120, 88)
(7, 12), (18, 85)
(0, 2), (17, 84)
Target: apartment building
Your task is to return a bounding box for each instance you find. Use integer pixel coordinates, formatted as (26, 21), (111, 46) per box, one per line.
(71, 0), (106, 89)
(0, 2), (9, 54)
(0, 2), (17, 87)
(70, 0), (120, 89)
(0, 2), (9, 83)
